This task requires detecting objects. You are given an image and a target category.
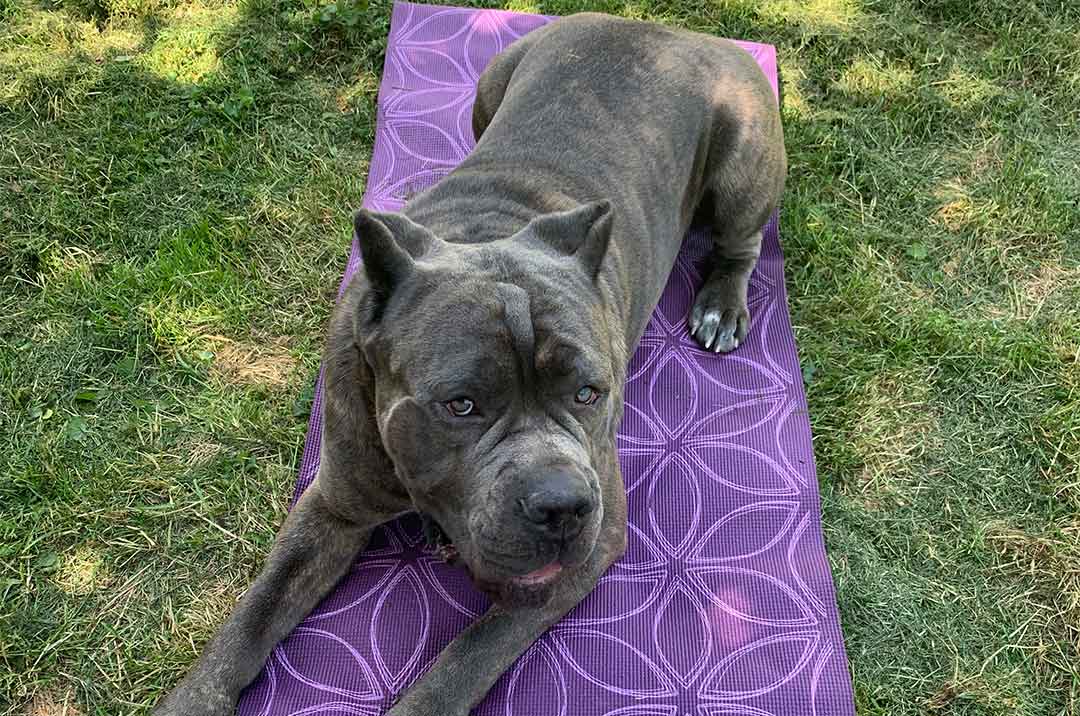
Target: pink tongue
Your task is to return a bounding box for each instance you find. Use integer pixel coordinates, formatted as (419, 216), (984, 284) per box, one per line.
(516, 562), (563, 584)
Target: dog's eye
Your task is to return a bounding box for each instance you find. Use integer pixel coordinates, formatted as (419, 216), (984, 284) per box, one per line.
(445, 398), (475, 417)
(574, 386), (600, 405)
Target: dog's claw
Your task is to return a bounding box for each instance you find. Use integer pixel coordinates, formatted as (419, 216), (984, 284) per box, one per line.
(690, 309), (721, 350)
(713, 334), (738, 353)
(712, 321), (738, 353)
(688, 305), (702, 335)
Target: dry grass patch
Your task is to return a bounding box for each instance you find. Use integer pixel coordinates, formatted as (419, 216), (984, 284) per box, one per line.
(181, 435), (226, 466)
(23, 690), (82, 716)
(1009, 264), (1079, 321)
(924, 678), (1020, 713)
(54, 545), (110, 596)
(984, 523), (1080, 690)
(177, 578), (242, 637)
(848, 369), (940, 507)
(203, 335), (298, 388)
(932, 183), (977, 234)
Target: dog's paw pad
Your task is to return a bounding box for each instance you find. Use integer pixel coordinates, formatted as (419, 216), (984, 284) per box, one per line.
(688, 299), (748, 354)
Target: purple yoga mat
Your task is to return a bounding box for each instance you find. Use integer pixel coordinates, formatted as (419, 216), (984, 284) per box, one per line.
(237, 3), (855, 714)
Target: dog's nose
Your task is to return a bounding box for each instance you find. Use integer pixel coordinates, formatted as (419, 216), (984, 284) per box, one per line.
(521, 470), (596, 536)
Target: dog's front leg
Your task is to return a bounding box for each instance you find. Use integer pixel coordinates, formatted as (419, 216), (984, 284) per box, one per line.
(387, 522), (626, 716)
(153, 482), (375, 716)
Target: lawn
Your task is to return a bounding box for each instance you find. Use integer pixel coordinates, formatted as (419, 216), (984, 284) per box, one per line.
(0, 0), (1077, 713)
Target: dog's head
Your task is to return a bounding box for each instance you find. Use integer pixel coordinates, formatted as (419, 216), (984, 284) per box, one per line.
(352, 201), (621, 605)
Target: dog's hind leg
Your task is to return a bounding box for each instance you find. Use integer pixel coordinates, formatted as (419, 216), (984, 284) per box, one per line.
(689, 157), (772, 354)
(688, 79), (785, 353)
(471, 32), (539, 142)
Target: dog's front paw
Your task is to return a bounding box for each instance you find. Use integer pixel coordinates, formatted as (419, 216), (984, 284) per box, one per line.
(153, 682), (234, 716)
(688, 290), (749, 353)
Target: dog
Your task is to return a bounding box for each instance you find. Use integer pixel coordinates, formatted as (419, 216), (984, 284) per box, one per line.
(154, 12), (784, 716)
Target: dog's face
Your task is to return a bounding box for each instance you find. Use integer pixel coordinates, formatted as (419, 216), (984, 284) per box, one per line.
(354, 202), (621, 605)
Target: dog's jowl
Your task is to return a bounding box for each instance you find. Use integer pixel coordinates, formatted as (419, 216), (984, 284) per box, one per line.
(155, 12), (785, 716)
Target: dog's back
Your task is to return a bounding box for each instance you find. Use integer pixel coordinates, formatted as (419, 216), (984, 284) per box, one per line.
(455, 13), (784, 343)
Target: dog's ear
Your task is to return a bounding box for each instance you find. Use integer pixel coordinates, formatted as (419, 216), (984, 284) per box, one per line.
(381, 396), (442, 483)
(524, 200), (613, 280)
(353, 208), (438, 300)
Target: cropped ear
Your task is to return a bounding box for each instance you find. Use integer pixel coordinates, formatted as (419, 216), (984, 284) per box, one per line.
(353, 208), (439, 300)
(523, 200), (613, 280)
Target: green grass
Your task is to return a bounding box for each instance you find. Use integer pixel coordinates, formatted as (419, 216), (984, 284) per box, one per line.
(0, 0), (1077, 713)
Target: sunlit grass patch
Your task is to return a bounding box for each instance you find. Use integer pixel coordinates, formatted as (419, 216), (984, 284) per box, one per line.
(139, 1), (239, 83)
(505, 0), (540, 12)
(835, 55), (914, 98)
(776, 48), (812, 118)
(932, 66), (1002, 109)
(757, 0), (862, 34)
(115, 216), (258, 349)
(78, 24), (144, 57)
(0, 4), (146, 107)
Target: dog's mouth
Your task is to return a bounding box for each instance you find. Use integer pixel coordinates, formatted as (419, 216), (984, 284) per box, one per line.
(421, 513), (461, 565)
(512, 561), (563, 586)
(421, 513), (564, 589)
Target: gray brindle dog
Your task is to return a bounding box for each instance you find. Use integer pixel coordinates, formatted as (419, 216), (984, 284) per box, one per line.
(155, 12), (784, 716)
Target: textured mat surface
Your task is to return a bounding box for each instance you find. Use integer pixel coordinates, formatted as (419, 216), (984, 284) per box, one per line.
(237, 3), (855, 714)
